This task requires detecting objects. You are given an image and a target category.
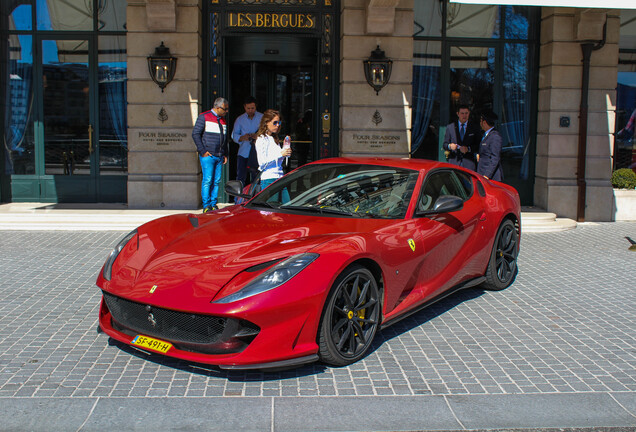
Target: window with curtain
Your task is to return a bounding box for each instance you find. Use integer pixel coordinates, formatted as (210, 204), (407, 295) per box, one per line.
(413, 0), (538, 189)
(4, 34), (35, 175)
(615, 10), (636, 172)
(501, 43), (531, 181)
(412, 40), (441, 160)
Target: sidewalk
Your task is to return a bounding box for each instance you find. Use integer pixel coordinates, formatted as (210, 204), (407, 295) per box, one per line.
(0, 202), (578, 232)
(1, 222), (635, 430)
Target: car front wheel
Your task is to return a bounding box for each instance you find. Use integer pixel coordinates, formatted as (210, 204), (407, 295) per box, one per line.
(318, 265), (381, 366)
(482, 219), (519, 290)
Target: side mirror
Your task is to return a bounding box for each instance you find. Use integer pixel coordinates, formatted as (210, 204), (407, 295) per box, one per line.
(224, 180), (251, 199)
(417, 195), (463, 216)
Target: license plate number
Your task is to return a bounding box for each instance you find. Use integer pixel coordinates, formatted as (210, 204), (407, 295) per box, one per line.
(131, 335), (172, 353)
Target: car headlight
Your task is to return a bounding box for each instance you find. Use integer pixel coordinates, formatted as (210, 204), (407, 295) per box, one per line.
(102, 229), (138, 281)
(214, 253), (319, 304)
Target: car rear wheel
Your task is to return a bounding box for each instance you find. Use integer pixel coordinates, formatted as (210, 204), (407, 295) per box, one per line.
(482, 219), (518, 290)
(318, 265), (381, 366)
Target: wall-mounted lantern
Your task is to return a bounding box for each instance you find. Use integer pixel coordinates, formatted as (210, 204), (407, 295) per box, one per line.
(363, 45), (392, 95)
(147, 42), (177, 92)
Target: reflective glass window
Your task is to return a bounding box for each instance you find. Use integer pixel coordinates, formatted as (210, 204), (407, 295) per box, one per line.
(501, 43), (532, 181)
(37, 0), (93, 31)
(42, 39), (91, 175)
(615, 10), (636, 171)
(9, 3), (33, 31)
(446, 4), (498, 39)
(450, 46), (495, 111)
(98, 0), (126, 31)
(413, 0), (442, 37)
(5, 35), (35, 175)
(99, 35), (127, 175)
(503, 6), (531, 40)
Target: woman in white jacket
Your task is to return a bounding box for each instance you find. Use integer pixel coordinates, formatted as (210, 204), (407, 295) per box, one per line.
(255, 109), (292, 202)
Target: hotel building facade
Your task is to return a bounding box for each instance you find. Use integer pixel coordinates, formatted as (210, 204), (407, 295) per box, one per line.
(1, 0), (635, 221)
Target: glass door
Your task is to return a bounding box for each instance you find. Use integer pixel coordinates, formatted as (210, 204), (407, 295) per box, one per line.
(269, 65), (314, 171)
(227, 61), (314, 179)
(38, 36), (97, 201)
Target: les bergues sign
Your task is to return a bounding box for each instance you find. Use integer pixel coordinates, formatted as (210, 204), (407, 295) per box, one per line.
(228, 12), (316, 29)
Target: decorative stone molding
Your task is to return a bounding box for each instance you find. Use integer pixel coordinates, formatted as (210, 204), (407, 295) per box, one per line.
(366, 0), (401, 35)
(575, 10), (607, 42)
(145, 0), (176, 32)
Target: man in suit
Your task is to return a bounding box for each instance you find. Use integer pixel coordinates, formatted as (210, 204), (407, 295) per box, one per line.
(442, 104), (480, 171)
(477, 110), (504, 182)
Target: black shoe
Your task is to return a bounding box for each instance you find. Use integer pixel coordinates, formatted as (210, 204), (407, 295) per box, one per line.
(210, 205), (219, 211)
(202, 207), (210, 214)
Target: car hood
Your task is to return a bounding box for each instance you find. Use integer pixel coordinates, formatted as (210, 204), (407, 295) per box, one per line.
(105, 206), (388, 307)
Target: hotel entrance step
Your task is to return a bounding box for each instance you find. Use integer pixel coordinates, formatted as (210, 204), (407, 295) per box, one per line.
(520, 208), (577, 233)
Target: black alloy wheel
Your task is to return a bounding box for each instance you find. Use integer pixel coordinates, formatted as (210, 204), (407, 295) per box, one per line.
(483, 219), (519, 290)
(318, 265), (381, 366)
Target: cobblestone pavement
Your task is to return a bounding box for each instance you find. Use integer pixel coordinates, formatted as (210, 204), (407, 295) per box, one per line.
(0, 223), (635, 431)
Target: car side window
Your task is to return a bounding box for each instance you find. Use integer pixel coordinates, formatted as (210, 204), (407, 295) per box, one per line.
(455, 171), (474, 198)
(417, 170), (471, 213)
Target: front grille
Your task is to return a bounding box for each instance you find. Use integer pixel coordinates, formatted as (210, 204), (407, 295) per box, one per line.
(102, 291), (259, 354)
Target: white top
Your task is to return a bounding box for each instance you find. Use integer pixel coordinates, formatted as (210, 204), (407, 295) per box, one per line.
(255, 134), (285, 181)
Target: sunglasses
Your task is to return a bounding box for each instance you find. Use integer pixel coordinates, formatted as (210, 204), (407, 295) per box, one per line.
(272, 121), (282, 126)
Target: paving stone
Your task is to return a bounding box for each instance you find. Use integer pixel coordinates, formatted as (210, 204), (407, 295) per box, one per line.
(0, 224), (635, 401)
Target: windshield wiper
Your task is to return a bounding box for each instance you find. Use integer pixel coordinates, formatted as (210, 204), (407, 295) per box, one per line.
(280, 205), (355, 217)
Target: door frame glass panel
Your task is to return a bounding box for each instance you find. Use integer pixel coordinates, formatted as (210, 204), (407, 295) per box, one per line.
(41, 37), (93, 177)
(35, 34), (98, 201)
(97, 34), (128, 177)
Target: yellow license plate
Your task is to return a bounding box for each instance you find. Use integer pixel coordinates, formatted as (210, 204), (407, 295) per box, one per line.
(131, 335), (173, 353)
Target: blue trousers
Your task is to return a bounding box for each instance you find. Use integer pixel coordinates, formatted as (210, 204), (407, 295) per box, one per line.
(236, 156), (249, 185)
(260, 177), (290, 204)
(199, 154), (223, 208)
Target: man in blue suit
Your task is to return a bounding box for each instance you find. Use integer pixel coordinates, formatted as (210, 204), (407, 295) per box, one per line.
(443, 104), (480, 171)
(477, 110), (504, 182)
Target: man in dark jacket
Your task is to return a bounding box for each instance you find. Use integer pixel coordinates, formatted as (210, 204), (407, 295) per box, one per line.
(477, 110), (504, 182)
(192, 97), (229, 212)
(442, 104), (480, 170)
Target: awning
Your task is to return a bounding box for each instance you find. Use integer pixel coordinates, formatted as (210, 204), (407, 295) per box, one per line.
(450, 0), (636, 8)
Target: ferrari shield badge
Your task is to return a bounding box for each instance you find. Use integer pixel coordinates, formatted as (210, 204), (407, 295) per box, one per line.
(149, 285), (158, 294)
(408, 239), (416, 252)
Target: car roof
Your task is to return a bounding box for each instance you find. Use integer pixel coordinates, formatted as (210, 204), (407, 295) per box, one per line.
(308, 157), (455, 172)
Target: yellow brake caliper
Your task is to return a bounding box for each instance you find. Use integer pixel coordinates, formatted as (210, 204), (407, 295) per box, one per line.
(353, 287), (366, 336)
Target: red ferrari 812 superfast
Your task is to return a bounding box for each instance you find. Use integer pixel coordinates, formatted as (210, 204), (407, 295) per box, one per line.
(97, 158), (520, 369)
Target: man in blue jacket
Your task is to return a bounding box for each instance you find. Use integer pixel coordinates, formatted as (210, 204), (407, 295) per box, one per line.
(477, 110), (504, 182)
(192, 98), (229, 213)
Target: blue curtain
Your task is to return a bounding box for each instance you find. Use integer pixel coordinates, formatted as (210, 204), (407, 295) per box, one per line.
(411, 64), (439, 155)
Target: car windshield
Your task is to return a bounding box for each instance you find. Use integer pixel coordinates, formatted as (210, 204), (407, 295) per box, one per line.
(248, 163), (420, 219)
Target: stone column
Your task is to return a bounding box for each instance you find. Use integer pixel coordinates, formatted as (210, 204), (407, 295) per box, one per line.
(535, 8), (619, 221)
(339, 0), (413, 158)
(126, 0), (201, 209)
